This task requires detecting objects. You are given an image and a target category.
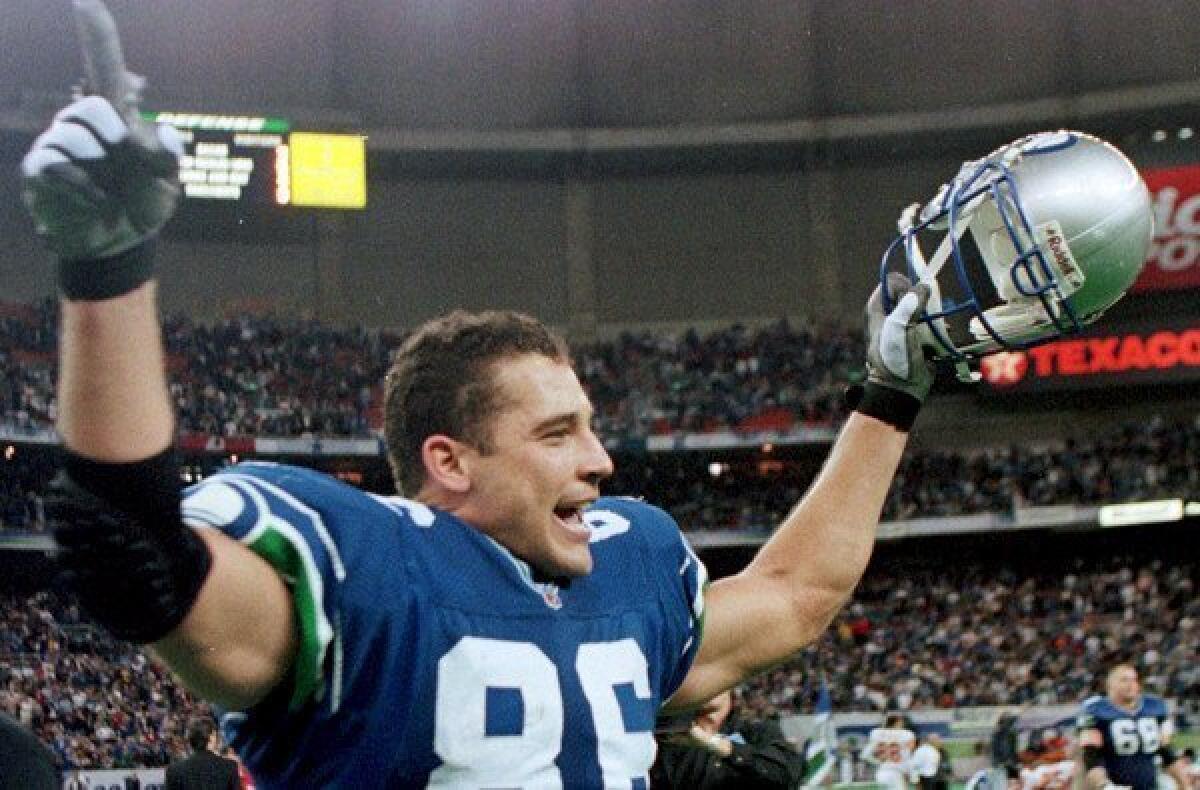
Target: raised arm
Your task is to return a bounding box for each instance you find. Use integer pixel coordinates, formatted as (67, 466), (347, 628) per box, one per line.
(669, 277), (932, 709)
(23, 96), (296, 709)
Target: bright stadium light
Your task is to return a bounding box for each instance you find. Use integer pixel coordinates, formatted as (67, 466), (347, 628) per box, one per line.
(1098, 499), (1184, 527)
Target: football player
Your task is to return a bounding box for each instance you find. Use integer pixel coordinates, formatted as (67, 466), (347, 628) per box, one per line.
(864, 714), (918, 790)
(23, 95), (932, 787)
(1077, 664), (1192, 790)
(24, 19), (1157, 781)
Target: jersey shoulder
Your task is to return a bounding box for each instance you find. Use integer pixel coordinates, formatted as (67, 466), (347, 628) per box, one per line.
(1077, 695), (1115, 732)
(1140, 694), (1169, 717)
(183, 462), (423, 708)
(184, 461), (399, 533)
(586, 497), (707, 696)
(587, 496), (681, 546)
(586, 497), (706, 607)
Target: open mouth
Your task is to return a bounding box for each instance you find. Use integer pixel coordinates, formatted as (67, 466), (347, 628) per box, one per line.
(553, 504), (591, 542)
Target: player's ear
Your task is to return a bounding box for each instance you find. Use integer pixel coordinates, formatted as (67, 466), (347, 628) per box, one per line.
(421, 434), (472, 494)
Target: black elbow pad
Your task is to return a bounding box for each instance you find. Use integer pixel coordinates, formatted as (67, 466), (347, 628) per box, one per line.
(1081, 745), (1106, 771)
(50, 449), (212, 644)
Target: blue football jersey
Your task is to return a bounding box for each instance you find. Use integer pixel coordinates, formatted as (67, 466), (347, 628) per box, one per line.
(1076, 694), (1172, 790)
(181, 462), (707, 789)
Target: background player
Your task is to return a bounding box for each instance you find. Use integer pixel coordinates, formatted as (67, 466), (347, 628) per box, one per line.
(20, 91), (934, 786)
(1077, 664), (1192, 790)
(864, 713), (918, 790)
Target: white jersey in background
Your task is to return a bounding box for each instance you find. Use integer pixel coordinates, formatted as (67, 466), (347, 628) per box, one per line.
(1020, 759), (1075, 790)
(866, 727), (917, 790)
(911, 741), (942, 782)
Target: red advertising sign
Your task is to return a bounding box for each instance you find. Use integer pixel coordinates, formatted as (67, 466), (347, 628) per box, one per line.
(177, 432), (257, 454)
(980, 322), (1200, 392)
(1137, 164), (1200, 291)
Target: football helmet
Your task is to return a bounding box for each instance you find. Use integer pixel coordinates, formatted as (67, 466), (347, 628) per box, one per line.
(880, 130), (1154, 374)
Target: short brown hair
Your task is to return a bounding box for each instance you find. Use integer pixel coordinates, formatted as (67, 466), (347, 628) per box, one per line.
(384, 310), (569, 495)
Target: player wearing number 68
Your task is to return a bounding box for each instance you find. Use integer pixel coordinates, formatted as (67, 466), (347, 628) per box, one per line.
(1075, 664), (1193, 790)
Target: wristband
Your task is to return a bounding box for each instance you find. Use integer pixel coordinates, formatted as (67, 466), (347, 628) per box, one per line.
(58, 240), (156, 301)
(845, 381), (922, 431)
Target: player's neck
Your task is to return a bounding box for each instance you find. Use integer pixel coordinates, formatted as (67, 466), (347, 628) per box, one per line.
(1110, 694), (1141, 713)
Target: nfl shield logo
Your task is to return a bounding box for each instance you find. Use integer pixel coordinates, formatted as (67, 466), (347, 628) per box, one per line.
(540, 584), (563, 610)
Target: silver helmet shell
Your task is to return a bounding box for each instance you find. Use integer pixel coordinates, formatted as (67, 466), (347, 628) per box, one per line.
(881, 130), (1154, 361)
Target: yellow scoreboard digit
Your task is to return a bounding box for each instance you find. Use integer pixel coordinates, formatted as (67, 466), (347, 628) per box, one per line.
(288, 132), (367, 209)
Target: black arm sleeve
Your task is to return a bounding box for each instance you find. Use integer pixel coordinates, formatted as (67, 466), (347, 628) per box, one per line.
(1081, 745), (1106, 772)
(51, 447), (211, 644)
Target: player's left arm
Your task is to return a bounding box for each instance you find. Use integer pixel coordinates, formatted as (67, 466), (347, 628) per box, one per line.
(668, 413), (907, 706)
(667, 277), (928, 709)
(1159, 718), (1192, 790)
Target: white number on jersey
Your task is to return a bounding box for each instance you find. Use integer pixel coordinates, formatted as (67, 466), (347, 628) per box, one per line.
(1109, 717), (1161, 756)
(430, 636), (655, 788)
(578, 640), (655, 787)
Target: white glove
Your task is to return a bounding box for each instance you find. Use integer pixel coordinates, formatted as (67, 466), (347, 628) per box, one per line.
(865, 272), (934, 401)
(21, 95), (183, 262)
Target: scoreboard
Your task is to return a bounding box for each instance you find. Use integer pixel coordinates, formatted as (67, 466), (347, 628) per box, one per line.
(145, 112), (366, 209)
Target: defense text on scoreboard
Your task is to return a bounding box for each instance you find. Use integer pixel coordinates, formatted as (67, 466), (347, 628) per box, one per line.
(144, 111), (366, 209)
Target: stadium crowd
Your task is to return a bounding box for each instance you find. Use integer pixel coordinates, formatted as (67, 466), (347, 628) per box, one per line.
(2, 414), (1197, 534)
(737, 558), (1199, 719)
(3, 300), (1197, 534)
(576, 319), (858, 437)
(0, 591), (210, 770)
(882, 414), (1200, 520)
(2, 301), (856, 441)
(2, 557), (1194, 770)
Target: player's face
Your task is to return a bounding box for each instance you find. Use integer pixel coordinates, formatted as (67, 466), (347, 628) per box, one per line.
(459, 353), (614, 579)
(1107, 667), (1141, 707)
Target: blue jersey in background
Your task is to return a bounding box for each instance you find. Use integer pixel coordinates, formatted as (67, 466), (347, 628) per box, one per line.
(1076, 694), (1172, 790)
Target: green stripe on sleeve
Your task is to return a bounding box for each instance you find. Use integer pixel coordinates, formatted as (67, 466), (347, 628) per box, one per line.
(245, 520), (333, 711)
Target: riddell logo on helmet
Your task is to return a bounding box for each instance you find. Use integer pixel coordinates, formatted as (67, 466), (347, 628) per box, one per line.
(1036, 222), (1084, 289)
(982, 328), (1200, 387)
